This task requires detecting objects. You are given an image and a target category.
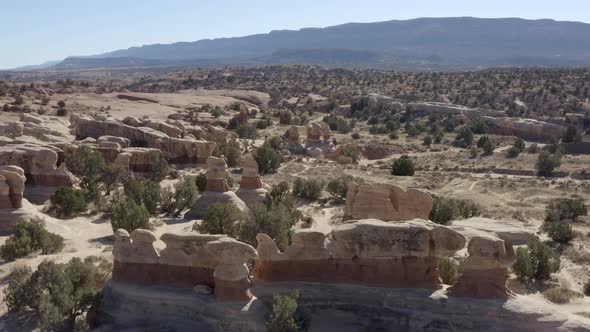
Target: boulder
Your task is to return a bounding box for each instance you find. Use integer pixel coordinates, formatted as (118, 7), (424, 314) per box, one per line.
(279, 110), (294, 125)
(98, 136), (131, 149)
(343, 182), (433, 221)
(0, 166), (26, 209)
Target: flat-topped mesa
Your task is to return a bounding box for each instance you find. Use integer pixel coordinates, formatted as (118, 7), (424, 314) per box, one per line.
(254, 219), (466, 289)
(236, 155), (268, 205)
(0, 166), (26, 209)
(185, 157), (248, 219)
(0, 144), (75, 187)
(448, 234), (516, 299)
(344, 182), (433, 222)
(112, 229), (257, 302)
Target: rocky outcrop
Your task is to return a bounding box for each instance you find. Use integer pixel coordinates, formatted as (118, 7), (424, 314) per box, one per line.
(112, 229), (257, 302)
(0, 166), (26, 209)
(448, 234), (515, 299)
(283, 126), (304, 154)
(279, 110), (293, 125)
(305, 122), (335, 156)
(0, 144), (75, 187)
(482, 116), (565, 142)
(236, 155), (268, 206)
(143, 120), (183, 138)
(186, 125), (238, 145)
(98, 136), (131, 149)
(255, 219), (465, 289)
(115, 148), (162, 172)
(186, 157), (248, 219)
(344, 182), (433, 221)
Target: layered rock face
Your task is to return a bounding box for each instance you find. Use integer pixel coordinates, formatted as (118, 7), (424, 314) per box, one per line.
(115, 148), (163, 172)
(74, 114), (215, 163)
(186, 157), (248, 219)
(0, 144), (75, 187)
(236, 155), (268, 206)
(0, 166), (26, 209)
(344, 182), (433, 221)
(112, 229), (257, 302)
(255, 219), (466, 289)
(448, 234), (515, 299)
(482, 116), (565, 142)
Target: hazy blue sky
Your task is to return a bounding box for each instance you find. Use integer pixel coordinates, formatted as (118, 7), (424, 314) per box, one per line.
(2, 0), (589, 68)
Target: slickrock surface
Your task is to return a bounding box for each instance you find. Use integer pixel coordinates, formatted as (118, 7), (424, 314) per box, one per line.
(343, 182), (433, 221)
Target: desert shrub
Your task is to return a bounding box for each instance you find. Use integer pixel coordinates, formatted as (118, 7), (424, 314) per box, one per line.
(429, 195), (481, 225)
(423, 135), (432, 146)
(195, 173), (207, 193)
(506, 146), (521, 158)
(351, 132), (361, 140)
(101, 164), (129, 195)
(240, 204), (294, 251)
(150, 154), (170, 182)
(111, 199), (150, 233)
(536, 151), (561, 177)
(3, 258), (104, 331)
(391, 156), (415, 176)
(562, 126), (579, 143)
(214, 142), (241, 167)
(194, 203), (243, 237)
(438, 258), (464, 285)
(584, 280), (590, 296)
(255, 142), (283, 174)
(527, 143), (540, 154)
(513, 238), (561, 281)
(323, 115), (352, 134)
(455, 127), (474, 146)
(471, 120), (488, 134)
(513, 138), (526, 152)
(236, 124), (258, 139)
(51, 187), (88, 217)
(545, 198), (588, 222)
(266, 291), (307, 332)
(160, 186), (176, 215)
(66, 145), (105, 191)
(543, 287), (583, 304)
(340, 145), (361, 163)
(543, 221), (574, 244)
(326, 175), (357, 200)
(389, 131), (399, 140)
(1, 218), (64, 261)
(292, 178), (324, 200)
(476, 135), (491, 148)
(482, 138), (495, 155)
(123, 178), (161, 216)
(172, 175), (199, 216)
(57, 108), (67, 116)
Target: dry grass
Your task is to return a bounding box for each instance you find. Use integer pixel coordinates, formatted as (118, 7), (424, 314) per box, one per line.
(543, 287), (583, 304)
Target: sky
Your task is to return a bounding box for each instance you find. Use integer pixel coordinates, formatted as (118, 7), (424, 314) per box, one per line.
(1, 0), (589, 69)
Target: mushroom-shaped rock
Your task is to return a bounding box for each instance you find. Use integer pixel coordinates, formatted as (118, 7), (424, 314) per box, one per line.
(236, 155), (268, 205)
(0, 166), (26, 208)
(207, 238), (257, 302)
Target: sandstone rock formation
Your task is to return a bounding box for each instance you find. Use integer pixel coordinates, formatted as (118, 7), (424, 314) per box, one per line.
(448, 234), (515, 299)
(114, 148), (162, 172)
(112, 229), (257, 302)
(98, 136), (131, 149)
(482, 116), (565, 142)
(238, 107), (250, 124)
(304, 122), (335, 156)
(255, 219), (466, 289)
(0, 144), (75, 187)
(0, 166), (26, 209)
(236, 155), (268, 206)
(283, 126), (305, 154)
(186, 157), (248, 219)
(279, 110), (294, 125)
(343, 182), (433, 221)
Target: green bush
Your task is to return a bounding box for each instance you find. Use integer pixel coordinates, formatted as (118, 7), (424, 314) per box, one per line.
(545, 198), (588, 222)
(471, 120), (488, 134)
(111, 199), (150, 233)
(543, 221), (574, 244)
(429, 195), (481, 225)
(562, 126), (579, 143)
(513, 238), (561, 281)
(455, 127), (474, 146)
(101, 164), (129, 195)
(150, 154), (170, 182)
(423, 135), (432, 146)
(476, 135), (491, 148)
(255, 142), (283, 174)
(438, 258), (464, 285)
(240, 204), (296, 251)
(482, 138), (495, 155)
(536, 151), (561, 177)
(195, 173), (207, 192)
(172, 175), (199, 216)
(340, 145), (361, 163)
(214, 142), (241, 167)
(326, 175), (357, 200)
(292, 178), (324, 200)
(123, 178), (162, 216)
(66, 145), (105, 191)
(51, 187), (88, 217)
(0, 218), (64, 261)
(513, 138), (526, 152)
(194, 203), (243, 237)
(3, 258), (104, 331)
(391, 156), (415, 176)
(236, 124), (258, 139)
(527, 143), (540, 154)
(323, 115), (352, 134)
(506, 146), (521, 158)
(266, 291), (307, 332)
(351, 132), (361, 140)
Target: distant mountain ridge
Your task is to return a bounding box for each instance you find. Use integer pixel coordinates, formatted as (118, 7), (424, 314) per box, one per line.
(29, 17), (590, 70)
